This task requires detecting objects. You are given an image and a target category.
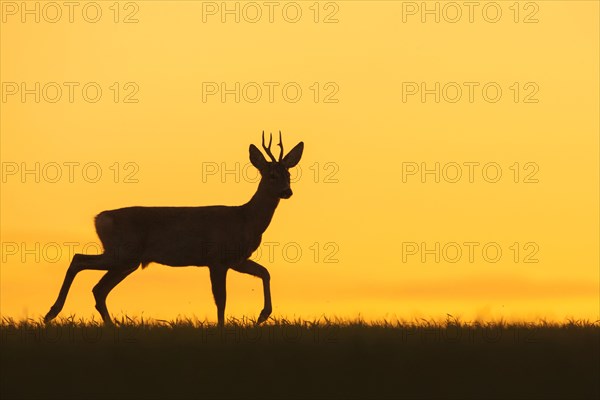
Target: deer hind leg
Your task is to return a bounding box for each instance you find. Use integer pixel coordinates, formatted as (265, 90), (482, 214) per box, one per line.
(92, 262), (139, 325)
(44, 253), (110, 323)
(231, 260), (272, 324)
(209, 266), (228, 327)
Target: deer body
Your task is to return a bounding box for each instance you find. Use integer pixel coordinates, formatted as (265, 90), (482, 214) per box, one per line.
(96, 202), (272, 268)
(44, 133), (303, 326)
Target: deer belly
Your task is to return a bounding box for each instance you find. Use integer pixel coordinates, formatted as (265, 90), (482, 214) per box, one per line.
(142, 236), (260, 267)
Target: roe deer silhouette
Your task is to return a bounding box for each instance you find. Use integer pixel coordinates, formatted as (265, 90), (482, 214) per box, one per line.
(44, 132), (304, 326)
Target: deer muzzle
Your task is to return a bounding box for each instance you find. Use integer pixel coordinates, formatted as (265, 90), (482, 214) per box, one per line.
(280, 188), (293, 199)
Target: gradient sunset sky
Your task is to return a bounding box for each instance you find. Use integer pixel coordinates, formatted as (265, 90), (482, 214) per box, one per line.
(1, 1), (598, 322)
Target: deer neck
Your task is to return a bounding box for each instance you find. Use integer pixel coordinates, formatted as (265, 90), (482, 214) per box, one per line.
(243, 181), (280, 235)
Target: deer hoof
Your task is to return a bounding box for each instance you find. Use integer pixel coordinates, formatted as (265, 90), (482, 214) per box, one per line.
(103, 319), (115, 327)
(257, 311), (271, 324)
(44, 307), (59, 323)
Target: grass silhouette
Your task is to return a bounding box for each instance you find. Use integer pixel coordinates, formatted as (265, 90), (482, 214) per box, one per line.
(1, 316), (598, 399)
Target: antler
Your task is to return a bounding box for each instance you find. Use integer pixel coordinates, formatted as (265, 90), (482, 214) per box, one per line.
(278, 131), (284, 161)
(262, 131), (277, 162)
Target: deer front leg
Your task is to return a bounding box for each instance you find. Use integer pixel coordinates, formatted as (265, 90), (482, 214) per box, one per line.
(209, 266), (228, 327)
(231, 259), (272, 324)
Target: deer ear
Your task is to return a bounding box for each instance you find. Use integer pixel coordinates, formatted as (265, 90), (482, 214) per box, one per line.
(249, 144), (267, 170)
(282, 142), (304, 168)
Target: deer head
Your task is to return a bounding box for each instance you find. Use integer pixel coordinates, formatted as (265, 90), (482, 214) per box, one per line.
(249, 131), (304, 199)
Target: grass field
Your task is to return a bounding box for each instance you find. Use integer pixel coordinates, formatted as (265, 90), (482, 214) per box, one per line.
(1, 316), (598, 399)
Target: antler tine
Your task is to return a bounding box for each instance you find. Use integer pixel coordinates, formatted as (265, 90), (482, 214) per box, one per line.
(261, 131), (277, 162)
(278, 131), (284, 161)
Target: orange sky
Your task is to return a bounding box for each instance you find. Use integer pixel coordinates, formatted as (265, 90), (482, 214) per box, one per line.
(1, 1), (598, 323)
